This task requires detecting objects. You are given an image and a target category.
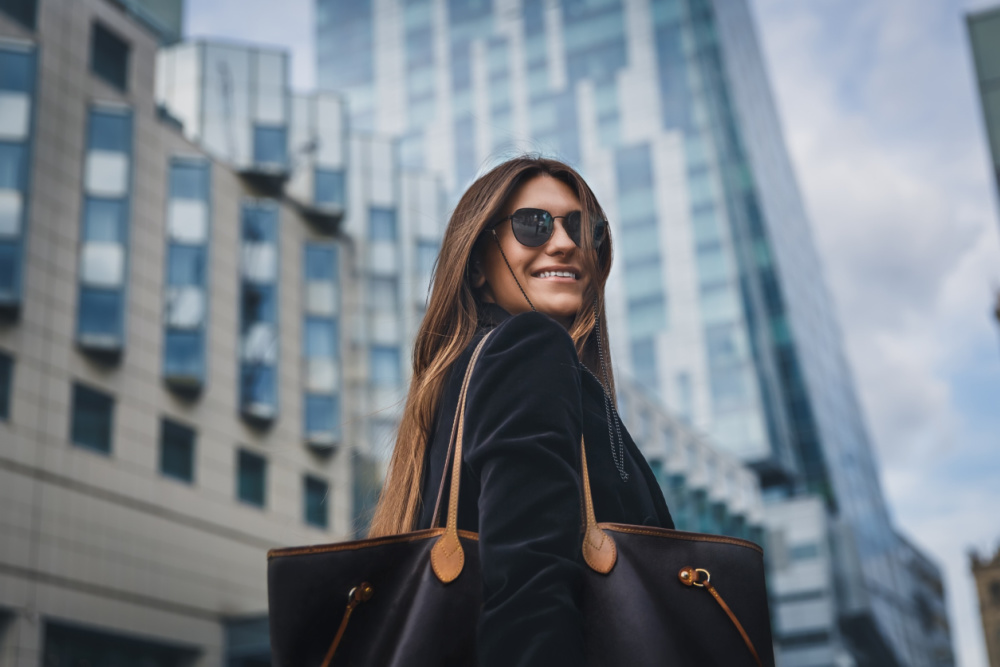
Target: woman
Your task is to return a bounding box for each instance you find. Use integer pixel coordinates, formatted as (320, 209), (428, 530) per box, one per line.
(367, 156), (674, 666)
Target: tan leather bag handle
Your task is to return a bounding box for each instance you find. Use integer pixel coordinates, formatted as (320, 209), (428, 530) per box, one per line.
(430, 331), (617, 583)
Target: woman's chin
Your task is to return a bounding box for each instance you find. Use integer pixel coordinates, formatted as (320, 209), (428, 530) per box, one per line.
(532, 297), (583, 326)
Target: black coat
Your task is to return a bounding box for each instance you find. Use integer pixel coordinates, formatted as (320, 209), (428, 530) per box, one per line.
(418, 306), (674, 666)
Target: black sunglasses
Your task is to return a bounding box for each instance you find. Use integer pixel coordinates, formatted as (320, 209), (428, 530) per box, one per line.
(493, 208), (608, 248)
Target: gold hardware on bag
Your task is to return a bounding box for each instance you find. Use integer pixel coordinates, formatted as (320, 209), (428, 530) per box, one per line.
(321, 582), (374, 667)
(678, 567), (761, 667)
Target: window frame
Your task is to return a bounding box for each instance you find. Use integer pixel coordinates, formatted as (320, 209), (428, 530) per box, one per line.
(70, 382), (114, 454)
(159, 418), (196, 484)
(90, 22), (130, 92)
(236, 448), (267, 508)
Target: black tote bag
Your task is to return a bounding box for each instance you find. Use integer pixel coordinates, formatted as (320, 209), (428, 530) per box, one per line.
(268, 332), (775, 666)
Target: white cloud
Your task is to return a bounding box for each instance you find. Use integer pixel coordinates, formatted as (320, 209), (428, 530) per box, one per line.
(752, 0), (1000, 665)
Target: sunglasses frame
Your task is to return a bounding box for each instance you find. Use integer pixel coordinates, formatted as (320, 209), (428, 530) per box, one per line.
(491, 207), (608, 249)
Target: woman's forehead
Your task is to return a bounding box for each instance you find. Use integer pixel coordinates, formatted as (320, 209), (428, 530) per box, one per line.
(504, 174), (581, 214)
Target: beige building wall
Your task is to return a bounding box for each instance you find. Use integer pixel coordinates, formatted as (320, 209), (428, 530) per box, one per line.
(972, 546), (1000, 667)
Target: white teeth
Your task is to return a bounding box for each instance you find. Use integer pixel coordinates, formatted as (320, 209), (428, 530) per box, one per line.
(536, 271), (577, 279)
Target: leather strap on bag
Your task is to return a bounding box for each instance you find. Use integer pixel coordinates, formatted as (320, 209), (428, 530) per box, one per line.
(679, 566), (763, 667)
(430, 331), (493, 582)
(430, 331), (620, 583)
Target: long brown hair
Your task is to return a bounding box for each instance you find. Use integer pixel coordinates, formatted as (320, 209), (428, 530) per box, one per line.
(367, 156), (617, 537)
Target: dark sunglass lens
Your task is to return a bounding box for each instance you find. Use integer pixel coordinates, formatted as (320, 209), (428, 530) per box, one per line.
(564, 211), (583, 246)
(593, 218), (608, 246)
(510, 208), (552, 247)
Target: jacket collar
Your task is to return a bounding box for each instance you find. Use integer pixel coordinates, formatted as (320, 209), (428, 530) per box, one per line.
(477, 302), (513, 330)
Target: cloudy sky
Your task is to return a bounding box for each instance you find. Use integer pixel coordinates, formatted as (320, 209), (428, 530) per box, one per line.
(186, 1), (1000, 663)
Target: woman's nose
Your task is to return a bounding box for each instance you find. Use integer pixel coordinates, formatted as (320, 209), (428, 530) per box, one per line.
(546, 219), (577, 254)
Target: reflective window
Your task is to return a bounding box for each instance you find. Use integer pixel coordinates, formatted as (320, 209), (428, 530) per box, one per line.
(789, 543), (819, 561)
(304, 475), (330, 528)
(631, 338), (657, 389)
(0, 350), (11, 420)
(314, 168), (345, 207)
(242, 204), (278, 243)
(253, 124), (288, 166)
(370, 345), (401, 386)
(0, 143), (25, 190)
(77, 288), (121, 338)
(305, 393), (338, 434)
(90, 22), (129, 91)
(616, 144), (654, 193)
(71, 383), (113, 454)
(237, 449), (266, 507)
(88, 110), (130, 154)
(305, 245), (337, 281)
(369, 276), (398, 311)
(159, 419), (195, 483)
(241, 363), (276, 407)
(417, 240), (438, 275)
(304, 317), (337, 358)
(241, 283), (276, 326)
(167, 245), (205, 286)
(169, 162), (209, 200)
(0, 242), (18, 292)
(369, 207), (397, 241)
(164, 330), (203, 378)
(82, 199), (124, 242)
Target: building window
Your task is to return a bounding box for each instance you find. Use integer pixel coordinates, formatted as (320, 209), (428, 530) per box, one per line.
(631, 337), (657, 389)
(370, 345), (401, 387)
(304, 475), (329, 528)
(303, 243), (341, 446)
(314, 168), (345, 207)
(240, 201), (279, 422)
(71, 383), (114, 454)
(0, 351), (11, 420)
(252, 125), (287, 167)
(0, 0), (38, 29)
(163, 158), (211, 394)
(159, 419), (195, 483)
(237, 449), (266, 508)
(0, 44), (36, 311)
(78, 106), (131, 352)
(90, 22), (130, 91)
(788, 543), (820, 561)
(416, 240), (439, 276)
(369, 207), (397, 241)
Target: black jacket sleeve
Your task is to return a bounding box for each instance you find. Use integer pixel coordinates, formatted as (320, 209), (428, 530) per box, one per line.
(462, 312), (586, 667)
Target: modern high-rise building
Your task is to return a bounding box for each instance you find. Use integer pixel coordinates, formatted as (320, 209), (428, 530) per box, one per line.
(317, 0), (954, 664)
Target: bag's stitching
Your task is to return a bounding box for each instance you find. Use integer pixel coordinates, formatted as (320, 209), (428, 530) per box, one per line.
(600, 524), (763, 554)
(269, 529), (479, 559)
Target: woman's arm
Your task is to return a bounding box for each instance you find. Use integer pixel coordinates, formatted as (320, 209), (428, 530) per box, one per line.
(463, 311), (586, 667)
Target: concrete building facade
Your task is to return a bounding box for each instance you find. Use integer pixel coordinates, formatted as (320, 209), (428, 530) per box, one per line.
(0, 0), (442, 663)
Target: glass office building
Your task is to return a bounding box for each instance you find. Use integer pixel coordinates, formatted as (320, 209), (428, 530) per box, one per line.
(317, 0), (953, 663)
